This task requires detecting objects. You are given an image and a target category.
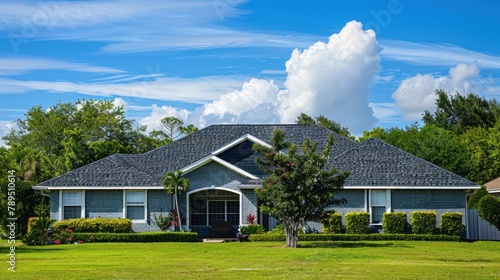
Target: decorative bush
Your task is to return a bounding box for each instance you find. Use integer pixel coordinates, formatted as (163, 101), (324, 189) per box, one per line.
(248, 233), (461, 242)
(240, 224), (265, 234)
(246, 214), (257, 225)
(268, 224), (284, 234)
(23, 216), (55, 246)
(410, 211), (437, 234)
(440, 212), (463, 236)
(322, 211), (343, 233)
(345, 212), (370, 234)
(52, 218), (132, 233)
(153, 211), (174, 231)
(383, 212), (407, 234)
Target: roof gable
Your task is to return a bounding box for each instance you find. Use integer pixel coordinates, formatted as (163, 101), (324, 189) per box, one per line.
(181, 154), (259, 180)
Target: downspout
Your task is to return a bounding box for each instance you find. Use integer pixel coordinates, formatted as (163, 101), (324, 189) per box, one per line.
(40, 190), (50, 198)
(465, 192), (474, 241)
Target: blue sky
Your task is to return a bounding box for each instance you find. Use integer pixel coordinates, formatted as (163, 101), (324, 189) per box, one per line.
(1, 0), (500, 145)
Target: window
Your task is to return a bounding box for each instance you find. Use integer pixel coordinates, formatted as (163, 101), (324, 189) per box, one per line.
(190, 190), (240, 226)
(370, 190), (390, 224)
(63, 191), (82, 220)
(208, 201), (239, 226)
(126, 190), (146, 220)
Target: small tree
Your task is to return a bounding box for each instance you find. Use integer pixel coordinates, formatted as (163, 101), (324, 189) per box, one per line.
(162, 170), (189, 231)
(254, 129), (349, 248)
(467, 186), (489, 209)
(477, 194), (500, 231)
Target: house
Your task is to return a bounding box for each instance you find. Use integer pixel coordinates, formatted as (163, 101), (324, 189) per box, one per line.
(33, 124), (479, 238)
(485, 177), (500, 197)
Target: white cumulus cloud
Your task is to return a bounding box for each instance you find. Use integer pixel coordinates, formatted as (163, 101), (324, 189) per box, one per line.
(278, 21), (380, 133)
(392, 62), (480, 120)
(136, 21), (381, 134)
(139, 104), (190, 132)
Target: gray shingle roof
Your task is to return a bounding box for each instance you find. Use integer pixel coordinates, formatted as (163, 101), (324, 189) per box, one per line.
(38, 124), (358, 187)
(329, 138), (477, 187)
(37, 125), (477, 188)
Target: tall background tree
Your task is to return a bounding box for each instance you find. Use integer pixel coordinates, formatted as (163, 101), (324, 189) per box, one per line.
(296, 113), (353, 139)
(360, 90), (500, 185)
(254, 129), (349, 248)
(149, 117), (198, 147)
(2, 99), (158, 182)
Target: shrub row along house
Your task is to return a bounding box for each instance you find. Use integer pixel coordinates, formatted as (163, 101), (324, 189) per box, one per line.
(33, 124), (479, 238)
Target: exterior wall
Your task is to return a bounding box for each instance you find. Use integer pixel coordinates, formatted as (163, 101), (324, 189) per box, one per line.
(50, 190), (59, 221)
(132, 190), (172, 232)
(392, 189), (466, 225)
(242, 190), (258, 224)
(185, 161), (247, 193)
(332, 189), (366, 223)
(308, 189), (466, 233)
(86, 190), (123, 219)
(307, 189), (366, 232)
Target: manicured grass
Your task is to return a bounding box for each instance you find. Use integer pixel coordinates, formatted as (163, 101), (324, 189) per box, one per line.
(2, 239), (500, 279)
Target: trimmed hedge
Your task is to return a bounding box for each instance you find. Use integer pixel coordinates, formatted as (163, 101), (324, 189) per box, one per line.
(322, 212), (343, 234)
(55, 232), (198, 243)
(410, 211), (437, 234)
(383, 212), (407, 234)
(248, 234), (461, 242)
(345, 212), (370, 234)
(440, 212), (463, 236)
(52, 218), (132, 233)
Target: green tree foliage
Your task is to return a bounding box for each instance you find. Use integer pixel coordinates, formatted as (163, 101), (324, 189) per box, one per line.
(2, 99), (157, 182)
(423, 90), (499, 134)
(461, 123), (500, 184)
(253, 129), (349, 248)
(361, 91), (500, 184)
(295, 113), (353, 139)
(467, 186), (489, 209)
(0, 178), (48, 236)
(477, 194), (500, 231)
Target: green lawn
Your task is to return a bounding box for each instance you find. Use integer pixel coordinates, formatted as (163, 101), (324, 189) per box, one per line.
(2, 240), (500, 279)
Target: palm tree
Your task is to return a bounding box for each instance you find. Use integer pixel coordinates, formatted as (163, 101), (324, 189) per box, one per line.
(162, 170), (189, 230)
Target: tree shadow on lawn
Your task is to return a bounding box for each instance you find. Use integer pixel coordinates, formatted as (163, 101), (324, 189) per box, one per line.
(14, 246), (68, 253)
(297, 241), (413, 249)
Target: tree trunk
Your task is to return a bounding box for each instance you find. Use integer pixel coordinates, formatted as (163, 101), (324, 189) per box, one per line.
(174, 192), (182, 231)
(284, 220), (299, 248)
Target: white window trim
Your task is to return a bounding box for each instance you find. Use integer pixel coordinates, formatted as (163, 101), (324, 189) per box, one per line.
(368, 189), (391, 225)
(59, 190), (85, 221)
(124, 190), (148, 222)
(186, 187), (242, 228)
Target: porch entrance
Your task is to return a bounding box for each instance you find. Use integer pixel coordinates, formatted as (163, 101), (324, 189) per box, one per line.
(189, 189), (240, 239)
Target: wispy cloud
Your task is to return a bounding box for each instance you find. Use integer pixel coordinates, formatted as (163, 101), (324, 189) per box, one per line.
(1, 0), (315, 54)
(0, 56), (124, 75)
(380, 39), (500, 69)
(0, 76), (247, 104)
